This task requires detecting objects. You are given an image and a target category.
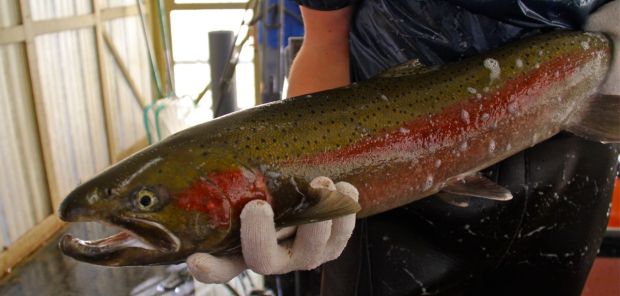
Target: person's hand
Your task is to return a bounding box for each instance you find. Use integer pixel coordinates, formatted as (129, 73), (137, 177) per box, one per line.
(585, 0), (620, 95)
(187, 176), (359, 284)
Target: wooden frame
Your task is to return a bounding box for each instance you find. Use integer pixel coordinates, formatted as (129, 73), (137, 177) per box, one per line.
(0, 0), (142, 278)
(0, 0), (258, 278)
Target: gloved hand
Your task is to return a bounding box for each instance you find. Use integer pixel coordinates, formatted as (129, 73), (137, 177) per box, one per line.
(585, 0), (620, 95)
(187, 176), (359, 284)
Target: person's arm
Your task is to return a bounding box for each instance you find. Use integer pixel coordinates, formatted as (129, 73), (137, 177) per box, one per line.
(287, 6), (353, 97)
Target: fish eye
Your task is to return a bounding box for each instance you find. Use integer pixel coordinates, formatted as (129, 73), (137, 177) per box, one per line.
(135, 189), (159, 211)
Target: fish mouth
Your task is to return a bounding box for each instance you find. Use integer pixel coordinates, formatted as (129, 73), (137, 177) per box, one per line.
(59, 216), (181, 266)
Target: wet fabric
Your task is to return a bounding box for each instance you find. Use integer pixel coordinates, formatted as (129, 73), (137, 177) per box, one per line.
(348, 0), (609, 81)
(321, 134), (618, 295)
(291, 0), (618, 295)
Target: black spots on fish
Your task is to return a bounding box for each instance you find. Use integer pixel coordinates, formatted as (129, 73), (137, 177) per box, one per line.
(104, 187), (113, 198)
(201, 151), (208, 157)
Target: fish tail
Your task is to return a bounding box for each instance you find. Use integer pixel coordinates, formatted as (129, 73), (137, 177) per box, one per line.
(566, 94), (620, 143)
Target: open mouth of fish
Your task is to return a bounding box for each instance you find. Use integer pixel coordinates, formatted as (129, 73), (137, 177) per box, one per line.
(59, 216), (181, 266)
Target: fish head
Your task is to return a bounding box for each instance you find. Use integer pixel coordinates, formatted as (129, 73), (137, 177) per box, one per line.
(58, 143), (257, 266)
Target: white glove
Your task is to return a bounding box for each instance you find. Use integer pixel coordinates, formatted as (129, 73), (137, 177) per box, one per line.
(187, 176), (359, 284)
(585, 0), (620, 95)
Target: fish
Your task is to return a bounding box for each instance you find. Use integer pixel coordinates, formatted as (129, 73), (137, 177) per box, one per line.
(58, 31), (619, 266)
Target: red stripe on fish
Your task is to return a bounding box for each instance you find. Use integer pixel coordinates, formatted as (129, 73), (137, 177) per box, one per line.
(292, 49), (601, 167)
(176, 168), (271, 229)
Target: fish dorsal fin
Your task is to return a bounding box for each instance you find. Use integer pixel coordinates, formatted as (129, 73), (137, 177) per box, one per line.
(378, 59), (429, 78)
(442, 174), (513, 201)
(274, 178), (360, 227)
(565, 94), (620, 143)
(437, 192), (471, 207)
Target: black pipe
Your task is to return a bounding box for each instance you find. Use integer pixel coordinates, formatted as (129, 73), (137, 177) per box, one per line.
(209, 30), (238, 117)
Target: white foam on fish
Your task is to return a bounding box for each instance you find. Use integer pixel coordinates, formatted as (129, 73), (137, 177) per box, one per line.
(488, 140), (496, 153)
(484, 58), (501, 81)
(515, 58), (523, 68)
(461, 109), (470, 124)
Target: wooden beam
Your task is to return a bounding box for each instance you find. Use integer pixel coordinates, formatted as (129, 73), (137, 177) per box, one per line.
(18, 0), (62, 211)
(252, 25), (261, 106)
(102, 31), (148, 109)
(101, 5), (139, 21)
(170, 2), (249, 10)
(150, 0), (175, 98)
(0, 26), (25, 45)
(92, 0), (118, 164)
(114, 137), (148, 161)
(31, 14), (96, 36)
(0, 5), (140, 46)
(0, 215), (64, 278)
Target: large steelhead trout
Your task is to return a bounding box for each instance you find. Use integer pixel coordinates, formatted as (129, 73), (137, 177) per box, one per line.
(59, 31), (619, 266)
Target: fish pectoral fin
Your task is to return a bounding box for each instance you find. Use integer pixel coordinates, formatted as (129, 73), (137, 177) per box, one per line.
(436, 192), (471, 207)
(442, 174), (513, 201)
(566, 94), (620, 143)
(275, 180), (361, 227)
(377, 59), (429, 78)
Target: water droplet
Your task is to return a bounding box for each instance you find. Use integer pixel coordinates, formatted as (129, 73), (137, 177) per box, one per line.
(380, 94), (389, 101)
(476, 93), (482, 99)
(399, 127), (410, 134)
(506, 143), (512, 151)
(515, 58), (524, 68)
(423, 175), (434, 191)
(481, 113), (490, 121)
(467, 87), (477, 94)
(435, 159), (442, 168)
(581, 41), (590, 50)
(488, 140), (496, 153)
(461, 109), (470, 124)
(508, 102), (518, 114)
(483, 58), (501, 81)
(460, 141), (468, 151)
